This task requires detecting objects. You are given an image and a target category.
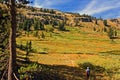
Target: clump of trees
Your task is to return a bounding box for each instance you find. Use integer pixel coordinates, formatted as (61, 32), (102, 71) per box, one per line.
(103, 20), (108, 26)
(107, 27), (117, 41)
(95, 20), (98, 25)
(58, 20), (65, 31)
(41, 32), (45, 39)
(34, 19), (45, 30)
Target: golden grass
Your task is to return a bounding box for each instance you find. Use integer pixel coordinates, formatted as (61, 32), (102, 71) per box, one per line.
(16, 27), (120, 79)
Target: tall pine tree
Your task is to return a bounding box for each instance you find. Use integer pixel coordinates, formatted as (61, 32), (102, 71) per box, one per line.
(0, 0), (31, 80)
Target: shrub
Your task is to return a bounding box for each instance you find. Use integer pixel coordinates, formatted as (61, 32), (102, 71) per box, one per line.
(78, 62), (105, 73)
(18, 63), (44, 79)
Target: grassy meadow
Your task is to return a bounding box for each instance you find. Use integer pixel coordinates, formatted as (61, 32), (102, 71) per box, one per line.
(16, 25), (120, 79)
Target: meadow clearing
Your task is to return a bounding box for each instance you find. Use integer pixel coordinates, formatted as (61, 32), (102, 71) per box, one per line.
(16, 26), (120, 79)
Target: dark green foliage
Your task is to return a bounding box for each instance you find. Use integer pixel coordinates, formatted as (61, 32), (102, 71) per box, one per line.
(17, 41), (32, 52)
(108, 27), (114, 39)
(95, 20), (98, 25)
(18, 63), (51, 80)
(34, 31), (38, 37)
(79, 62), (105, 73)
(49, 32), (52, 37)
(59, 21), (65, 31)
(0, 5), (10, 49)
(39, 22), (45, 30)
(52, 20), (58, 27)
(29, 40), (32, 51)
(0, 5), (9, 79)
(107, 27), (117, 41)
(17, 15), (34, 31)
(31, 7), (35, 12)
(114, 30), (117, 36)
(0, 0), (8, 3)
(74, 18), (79, 26)
(22, 19), (32, 31)
(41, 32), (45, 39)
(20, 41), (23, 50)
(44, 19), (49, 25)
(25, 41), (32, 61)
(34, 21), (39, 30)
(26, 41), (29, 61)
(18, 23), (23, 31)
(50, 9), (55, 14)
(34, 19), (45, 30)
(104, 27), (107, 32)
(93, 27), (96, 31)
(103, 20), (108, 26)
(26, 40), (32, 52)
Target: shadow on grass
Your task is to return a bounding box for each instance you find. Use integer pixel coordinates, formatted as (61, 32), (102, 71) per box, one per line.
(17, 52), (86, 80)
(17, 61), (86, 80)
(100, 50), (120, 55)
(17, 52), (107, 80)
(17, 60), (107, 80)
(78, 62), (105, 73)
(78, 62), (106, 80)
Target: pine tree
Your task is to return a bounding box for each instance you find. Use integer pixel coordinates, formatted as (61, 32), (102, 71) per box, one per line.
(25, 41), (29, 61)
(34, 20), (39, 30)
(114, 30), (117, 36)
(59, 21), (65, 31)
(103, 20), (108, 26)
(39, 21), (45, 30)
(41, 32), (45, 39)
(95, 20), (98, 25)
(0, 0), (31, 80)
(107, 27), (117, 41)
(29, 40), (32, 51)
(20, 41), (23, 49)
(108, 27), (114, 38)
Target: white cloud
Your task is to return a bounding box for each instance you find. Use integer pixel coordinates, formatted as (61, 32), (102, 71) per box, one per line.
(32, 0), (43, 8)
(33, 0), (71, 8)
(79, 0), (120, 15)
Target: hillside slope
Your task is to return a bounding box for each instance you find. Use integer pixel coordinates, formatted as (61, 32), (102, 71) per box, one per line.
(17, 5), (120, 30)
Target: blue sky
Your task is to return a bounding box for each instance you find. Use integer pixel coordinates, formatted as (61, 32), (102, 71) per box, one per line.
(29, 0), (120, 19)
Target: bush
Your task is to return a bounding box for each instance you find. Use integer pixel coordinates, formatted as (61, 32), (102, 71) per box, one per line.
(45, 25), (54, 32)
(78, 62), (105, 73)
(18, 63), (47, 80)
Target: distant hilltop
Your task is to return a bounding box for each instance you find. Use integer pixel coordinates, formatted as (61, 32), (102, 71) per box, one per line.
(1, 3), (120, 31)
(19, 5), (120, 28)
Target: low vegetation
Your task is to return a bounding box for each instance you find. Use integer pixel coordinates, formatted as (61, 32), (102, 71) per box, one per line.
(16, 26), (120, 80)
(0, 3), (120, 80)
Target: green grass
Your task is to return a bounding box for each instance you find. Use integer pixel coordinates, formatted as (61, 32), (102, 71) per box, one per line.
(77, 53), (120, 79)
(17, 26), (120, 54)
(16, 26), (120, 79)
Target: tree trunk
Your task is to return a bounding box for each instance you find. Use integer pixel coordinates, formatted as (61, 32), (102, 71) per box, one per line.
(8, 0), (17, 80)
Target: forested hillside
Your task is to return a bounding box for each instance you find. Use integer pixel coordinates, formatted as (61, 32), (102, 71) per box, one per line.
(0, 3), (120, 80)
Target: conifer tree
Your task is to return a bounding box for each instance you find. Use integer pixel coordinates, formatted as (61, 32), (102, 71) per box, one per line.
(107, 27), (117, 41)
(59, 20), (65, 31)
(95, 20), (98, 25)
(0, 0), (30, 80)
(41, 31), (45, 39)
(103, 20), (108, 26)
